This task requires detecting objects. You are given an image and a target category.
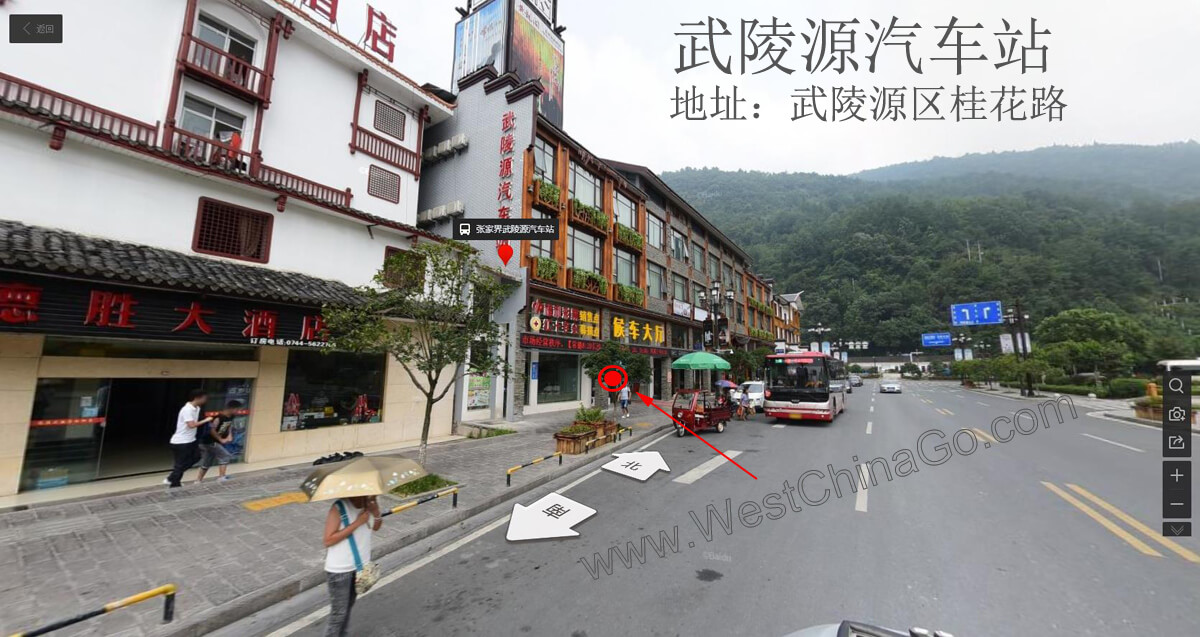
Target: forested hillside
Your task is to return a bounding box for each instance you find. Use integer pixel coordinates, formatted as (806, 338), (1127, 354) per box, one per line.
(663, 143), (1200, 358)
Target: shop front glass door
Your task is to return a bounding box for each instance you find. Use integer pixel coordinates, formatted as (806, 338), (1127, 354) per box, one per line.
(536, 354), (579, 404)
(20, 378), (111, 491)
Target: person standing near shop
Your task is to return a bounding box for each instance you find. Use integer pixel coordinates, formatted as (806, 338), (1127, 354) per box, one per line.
(618, 384), (631, 419)
(323, 495), (382, 637)
(195, 400), (240, 483)
(167, 389), (211, 488)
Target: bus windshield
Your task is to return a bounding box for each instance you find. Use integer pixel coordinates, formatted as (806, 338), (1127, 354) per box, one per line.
(769, 359), (828, 390)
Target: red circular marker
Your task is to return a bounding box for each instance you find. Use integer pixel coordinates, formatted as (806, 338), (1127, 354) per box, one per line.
(597, 365), (628, 392)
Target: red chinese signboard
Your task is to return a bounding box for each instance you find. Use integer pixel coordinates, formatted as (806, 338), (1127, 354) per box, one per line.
(528, 298), (600, 338)
(0, 274), (332, 348)
(496, 109), (517, 258)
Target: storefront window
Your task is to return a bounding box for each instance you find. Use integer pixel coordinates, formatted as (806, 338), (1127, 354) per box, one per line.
(537, 353), (579, 404)
(671, 326), (688, 349)
(20, 378), (110, 490)
(281, 350), (386, 430)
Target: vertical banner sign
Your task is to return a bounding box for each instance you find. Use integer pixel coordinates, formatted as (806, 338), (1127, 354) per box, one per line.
(451, 0), (507, 89)
(496, 109), (517, 265)
(510, 0), (565, 126)
(810, 341), (819, 352)
(820, 341), (831, 355)
(999, 333), (1014, 354)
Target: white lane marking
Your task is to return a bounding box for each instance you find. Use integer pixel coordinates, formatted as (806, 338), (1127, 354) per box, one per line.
(976, 401), (990, 407)
(854, 464), (869, 512)
(672, 451), (744, 485)
(869, 405), (874, 413)
(865, 421), (873, 434)
(1081, 433), (1145, 453)
(772, 424), (786, 429)
(871, 397), (875, 402)
(269, 431), (673, 636)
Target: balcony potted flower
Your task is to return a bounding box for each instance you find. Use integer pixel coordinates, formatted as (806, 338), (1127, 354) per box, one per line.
(530, 256), (559, 283)
(554, 423), (597, 455)
(614, 282), (645, 307)
(534, 180), (562, 212)
(614, 222), (644, 252)
(568, 268), (608, 297)
(569, 199), (607, 235)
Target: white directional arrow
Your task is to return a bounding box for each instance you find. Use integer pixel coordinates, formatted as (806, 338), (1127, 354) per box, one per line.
(506, 492), (596, 541)
(601, 451), (671, 481)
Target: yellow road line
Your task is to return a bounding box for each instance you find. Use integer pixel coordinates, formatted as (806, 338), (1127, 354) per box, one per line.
(1041, 482), (1161, 557)
(241, 491), (309, 511)
(942, 409), (955, 416)
(1066, 483), (1200, 564)
(972, 427), (997, 444)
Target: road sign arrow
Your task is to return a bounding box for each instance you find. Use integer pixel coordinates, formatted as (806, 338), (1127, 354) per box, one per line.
(505, 492), (596, 541)
(602, 451), (670, 481)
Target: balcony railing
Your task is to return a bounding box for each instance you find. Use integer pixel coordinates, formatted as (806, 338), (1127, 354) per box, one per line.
(0, 71), (159, 146)
(169, 129), (350, 208)
(351, 125), (421, 177)
(182, 35), (269, 102)
(170, 128), (252, 172)
(258, 162), (352, 208)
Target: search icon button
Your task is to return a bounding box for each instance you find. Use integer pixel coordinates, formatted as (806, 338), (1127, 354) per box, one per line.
(1167, 377), (1185, 393)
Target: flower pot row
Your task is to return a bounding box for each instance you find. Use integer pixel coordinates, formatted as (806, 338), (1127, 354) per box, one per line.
(553, 419), (617, 455)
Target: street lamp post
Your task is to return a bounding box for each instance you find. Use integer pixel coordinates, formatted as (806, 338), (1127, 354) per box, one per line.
(807, 323), (831, 353)
(1004, 302), (1034, 396)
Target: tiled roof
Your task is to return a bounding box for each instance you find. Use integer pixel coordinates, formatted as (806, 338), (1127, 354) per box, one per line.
(0, 220), (362, 307)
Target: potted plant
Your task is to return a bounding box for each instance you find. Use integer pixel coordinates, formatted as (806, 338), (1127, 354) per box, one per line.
(554, 424), (596, 455)
(534, 180), (562, 211)
(572, 403), (616, 440)
(531, 256), (558, 283)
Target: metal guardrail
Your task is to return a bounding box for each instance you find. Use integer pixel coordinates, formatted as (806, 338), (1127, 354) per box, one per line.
(381, 487), (459, 516)
(506, 452), (563, 486)
(9, 584), (176, 636)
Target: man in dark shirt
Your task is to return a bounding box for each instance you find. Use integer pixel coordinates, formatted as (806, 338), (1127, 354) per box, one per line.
(196, 400), (240, 483)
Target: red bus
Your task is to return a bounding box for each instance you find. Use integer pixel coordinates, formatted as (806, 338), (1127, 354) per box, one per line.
(763, 351), (847, 422)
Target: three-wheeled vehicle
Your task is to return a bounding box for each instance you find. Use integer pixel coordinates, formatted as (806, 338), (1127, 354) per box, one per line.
(671, 389), (733, 437)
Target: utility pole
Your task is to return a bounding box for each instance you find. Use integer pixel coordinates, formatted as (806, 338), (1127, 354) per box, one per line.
(1015, 299), (1034, 397)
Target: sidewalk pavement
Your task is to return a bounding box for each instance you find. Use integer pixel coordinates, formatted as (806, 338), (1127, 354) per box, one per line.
(966, 384), (1200, 431)
(0, 400), (671, 637)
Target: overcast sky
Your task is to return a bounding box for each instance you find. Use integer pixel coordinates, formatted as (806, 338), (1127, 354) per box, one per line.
(388, 0), (1199, 175)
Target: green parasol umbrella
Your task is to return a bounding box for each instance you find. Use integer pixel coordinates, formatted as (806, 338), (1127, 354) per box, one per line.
(670, 351), (731, 370)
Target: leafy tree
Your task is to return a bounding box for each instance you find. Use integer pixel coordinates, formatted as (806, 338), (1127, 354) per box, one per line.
(582, 340), (651, 418)
(721, 347), (772, 381)
(323, 241), (512, 465)
(899, 362), (921, 378)
(848, 363), (864, 373)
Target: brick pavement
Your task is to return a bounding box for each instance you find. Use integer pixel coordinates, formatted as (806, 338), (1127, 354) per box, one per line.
(0, 401), (669, 637)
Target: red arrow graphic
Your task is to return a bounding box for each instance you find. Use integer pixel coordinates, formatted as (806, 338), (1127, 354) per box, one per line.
(635, 392), (757, 480)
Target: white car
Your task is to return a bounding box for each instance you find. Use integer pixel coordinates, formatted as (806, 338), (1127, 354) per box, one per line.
(880, 381), (902, 394)
(731, 381), (765, 411)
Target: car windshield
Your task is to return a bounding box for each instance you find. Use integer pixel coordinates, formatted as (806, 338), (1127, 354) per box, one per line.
(740, 382), (763, 393)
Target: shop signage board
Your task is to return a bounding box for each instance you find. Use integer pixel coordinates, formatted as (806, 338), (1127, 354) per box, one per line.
(521, 333), (669, 357)
(528, 297), (600, 338)
(672, 299), (692, 318)
(0, 273), (330, 347)
(612, 315), (666, 346)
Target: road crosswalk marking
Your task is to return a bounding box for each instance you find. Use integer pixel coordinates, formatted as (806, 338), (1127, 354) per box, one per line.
(672, 451), (743, 485)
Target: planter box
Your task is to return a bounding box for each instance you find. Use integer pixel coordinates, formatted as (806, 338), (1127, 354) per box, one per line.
(554, 429), (596, 455)
(533, 180), (562, 213)
(569, 199), (607, 236)
(567, 268), (607, 298)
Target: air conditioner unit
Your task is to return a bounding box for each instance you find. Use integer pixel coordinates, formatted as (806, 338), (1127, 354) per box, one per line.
(423, 148), (438, 162)
(417, 209), (433, 224)
(436, 140), (452, 156)
(450, 133), (468, 150)
(446, 200), (465, 215)
(431, 205), (447, 220)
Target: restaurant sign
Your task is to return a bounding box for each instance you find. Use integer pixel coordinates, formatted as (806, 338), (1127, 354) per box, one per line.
(612, 315), (665, 346)
(0, 273), (331, 347)
(528, 297), (600, 338)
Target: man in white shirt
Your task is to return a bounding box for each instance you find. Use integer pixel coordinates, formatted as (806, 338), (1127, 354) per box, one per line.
(166, 389), (211, 488)
(618, 385), (631, 419)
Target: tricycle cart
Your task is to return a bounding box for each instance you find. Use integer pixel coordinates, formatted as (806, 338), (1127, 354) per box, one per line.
(670, 389), (733, 436)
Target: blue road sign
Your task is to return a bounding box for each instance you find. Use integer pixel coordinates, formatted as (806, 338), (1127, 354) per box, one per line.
(950, 301), (1003, 327)
(922, 332), (953, 347)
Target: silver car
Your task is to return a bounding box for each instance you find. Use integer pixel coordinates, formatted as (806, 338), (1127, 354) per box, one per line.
(880, 381), (902, 393)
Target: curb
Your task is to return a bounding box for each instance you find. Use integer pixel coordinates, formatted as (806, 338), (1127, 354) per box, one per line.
(1095, 410), (1200, 432)
(156, 423), (671, 637)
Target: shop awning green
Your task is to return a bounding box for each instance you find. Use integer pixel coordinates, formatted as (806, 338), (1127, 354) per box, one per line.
(670, 351), (731, 370)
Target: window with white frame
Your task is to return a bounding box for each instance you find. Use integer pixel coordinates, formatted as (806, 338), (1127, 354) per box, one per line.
(647, 214), (664, 250)
(180, 95), (245, 141)
(569, 161), (601, 208)
(614, 248), (638, 286)
(529, 209), (555, 259)
(647, 263), (666, 299)
(196, 14), (256, 63)
(670, 229), (688, 260)
(534, 137), (556, 182)
(614, 191), (637, 230)
(568, 227), (602, 274)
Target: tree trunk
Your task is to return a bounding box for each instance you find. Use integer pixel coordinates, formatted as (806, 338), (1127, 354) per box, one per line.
(418, 394), (434, 466)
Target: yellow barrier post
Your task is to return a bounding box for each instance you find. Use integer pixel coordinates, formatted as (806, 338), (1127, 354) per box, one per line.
(10, 584), (176, 637)
(506, 452), (563, 486)
(381, 487), (460, 517)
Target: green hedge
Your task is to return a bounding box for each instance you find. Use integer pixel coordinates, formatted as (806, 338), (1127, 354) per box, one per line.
(1107, 378), (1148, 399)
(999, 382), (1110, 397)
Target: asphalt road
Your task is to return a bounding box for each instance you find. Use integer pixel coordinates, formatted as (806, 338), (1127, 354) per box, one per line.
(257, 381), (1199, 637)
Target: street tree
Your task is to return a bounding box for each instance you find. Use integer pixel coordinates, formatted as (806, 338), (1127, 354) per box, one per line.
(582, 340), (651, 418)
(323, 241), (512, 465)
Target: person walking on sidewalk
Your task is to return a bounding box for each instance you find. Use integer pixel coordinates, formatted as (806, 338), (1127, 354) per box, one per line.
(323, 495), (382, 637)
(619, 385), (631, 419)
(739, 390), (751, 421)
(167, 389), (211, 488)
(196, 400), (240, 483)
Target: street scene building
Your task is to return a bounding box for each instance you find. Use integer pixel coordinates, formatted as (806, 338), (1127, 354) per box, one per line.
(0, 0), (457, 496)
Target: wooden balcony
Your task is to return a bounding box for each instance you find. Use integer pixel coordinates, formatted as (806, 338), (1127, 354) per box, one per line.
(532, 179), (564, 214)
(566, 268), (608, 299)
(181, 35), (270, 103)
(568, 199), (608, 237)
(0, 71), (158, 146)
(351, 124), (421, 178)
(257, 162), (352, 208)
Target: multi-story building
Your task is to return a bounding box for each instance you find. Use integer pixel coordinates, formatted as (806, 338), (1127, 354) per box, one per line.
(0, 0), (456, 496)
(773, 292), (804, 350)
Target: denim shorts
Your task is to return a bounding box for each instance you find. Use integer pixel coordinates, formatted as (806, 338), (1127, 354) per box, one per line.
(199, 443), (232, 468)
